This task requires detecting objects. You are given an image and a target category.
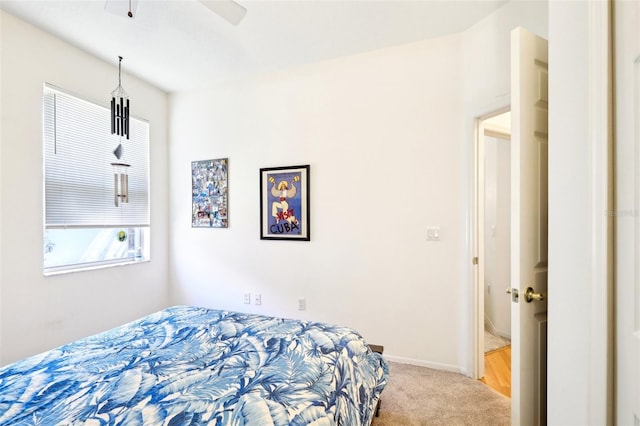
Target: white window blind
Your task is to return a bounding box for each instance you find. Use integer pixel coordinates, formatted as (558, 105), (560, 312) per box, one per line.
(43, 85), (150, 228)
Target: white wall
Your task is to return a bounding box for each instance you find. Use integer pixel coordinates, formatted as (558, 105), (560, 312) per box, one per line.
(547, 2), (591, 410)
(169, 1), (547, 373)
(170, 34), (467, 371)
(0, 11), (170, 365)
(548, 0), (613, 424)
(483, 135), (510, 338)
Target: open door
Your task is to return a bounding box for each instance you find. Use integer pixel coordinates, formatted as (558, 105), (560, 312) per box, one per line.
(510, 27), (548, 425)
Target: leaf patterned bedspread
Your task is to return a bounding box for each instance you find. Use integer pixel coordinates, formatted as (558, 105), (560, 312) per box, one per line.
(0, 306), (389, 425)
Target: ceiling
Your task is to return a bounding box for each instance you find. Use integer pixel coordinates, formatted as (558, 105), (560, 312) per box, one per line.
(0, 0), (508, 93)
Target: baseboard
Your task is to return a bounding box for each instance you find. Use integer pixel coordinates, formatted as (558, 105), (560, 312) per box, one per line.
(384, 355), (466, 376)
(484, 316), (511, 339)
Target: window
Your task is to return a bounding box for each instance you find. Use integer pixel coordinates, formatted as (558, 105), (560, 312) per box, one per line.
(43, 84), (150, 274)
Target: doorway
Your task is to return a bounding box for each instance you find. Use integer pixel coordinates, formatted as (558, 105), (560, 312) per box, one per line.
(476, 110), (512, 398)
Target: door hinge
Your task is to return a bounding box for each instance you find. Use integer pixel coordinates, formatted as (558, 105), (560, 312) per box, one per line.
(473, 257), (478, 265)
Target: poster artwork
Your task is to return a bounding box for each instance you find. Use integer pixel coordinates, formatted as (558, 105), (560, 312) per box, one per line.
(260, 165), (309, 241)
(191, 158), (228, 228)
(267, 171), (302, 236)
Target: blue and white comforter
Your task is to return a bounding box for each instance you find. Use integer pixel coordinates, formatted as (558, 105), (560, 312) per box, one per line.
(0, 306), (388, 425)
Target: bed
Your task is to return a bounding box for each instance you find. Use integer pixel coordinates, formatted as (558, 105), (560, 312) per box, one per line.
(0, 305), (388, 425)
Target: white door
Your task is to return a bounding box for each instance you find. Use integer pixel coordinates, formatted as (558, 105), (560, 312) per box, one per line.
(510, 27), (548, 426)
(615, 1), (640, 423)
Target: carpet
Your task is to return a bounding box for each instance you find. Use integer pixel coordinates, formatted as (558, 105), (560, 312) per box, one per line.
(372, 361), (510, 426)
(484, 330), (510, 353)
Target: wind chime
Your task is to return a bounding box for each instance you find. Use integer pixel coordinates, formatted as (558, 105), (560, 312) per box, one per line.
(110, 56), (130, 207)
(111, 144), (129, 207)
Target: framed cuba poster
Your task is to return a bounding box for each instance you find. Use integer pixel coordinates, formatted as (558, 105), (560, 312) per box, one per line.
(192, 158), (228, 228)
(260, 165), (310, 241)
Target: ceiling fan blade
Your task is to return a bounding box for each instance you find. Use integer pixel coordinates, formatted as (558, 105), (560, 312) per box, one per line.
(199, 0), (247, 26)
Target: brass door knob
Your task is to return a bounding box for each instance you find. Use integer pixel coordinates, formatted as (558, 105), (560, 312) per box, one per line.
(525, 287), (545, 303)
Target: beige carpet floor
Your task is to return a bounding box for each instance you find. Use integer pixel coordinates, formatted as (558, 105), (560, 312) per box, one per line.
(484, 330), (511, 353)
(371, 361), (510, 426)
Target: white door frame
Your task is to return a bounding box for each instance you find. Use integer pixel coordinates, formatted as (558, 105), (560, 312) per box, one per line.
(612, 0), (636, 423)
(586, 1), (614, 422)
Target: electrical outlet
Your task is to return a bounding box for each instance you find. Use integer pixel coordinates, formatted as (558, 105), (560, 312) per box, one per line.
(298, 298), (306, 311)
(243, 293), (251, 304)
(254, 293), (262, 305)
(427, 226), (441, 241)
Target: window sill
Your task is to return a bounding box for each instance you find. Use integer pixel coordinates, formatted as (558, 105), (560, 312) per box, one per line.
(43, 258), (150, 277)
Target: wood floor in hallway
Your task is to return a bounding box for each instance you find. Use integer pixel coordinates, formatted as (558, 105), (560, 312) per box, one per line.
(479, 345), (511, 398)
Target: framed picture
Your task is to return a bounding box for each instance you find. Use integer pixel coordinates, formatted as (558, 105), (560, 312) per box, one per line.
(260, 165), (310, 241)
(192, 158), (228, 228)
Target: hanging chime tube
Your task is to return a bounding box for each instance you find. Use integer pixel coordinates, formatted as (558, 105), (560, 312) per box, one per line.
(114, 172), (119, 207)
(112, 163), (130, 206)
(111, 98), (115, 134)
(121, 173), (128, 203)
(125, 98), (130, 139)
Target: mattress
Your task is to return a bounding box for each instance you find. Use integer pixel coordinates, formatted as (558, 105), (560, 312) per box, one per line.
(0, 306), (388, 425)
